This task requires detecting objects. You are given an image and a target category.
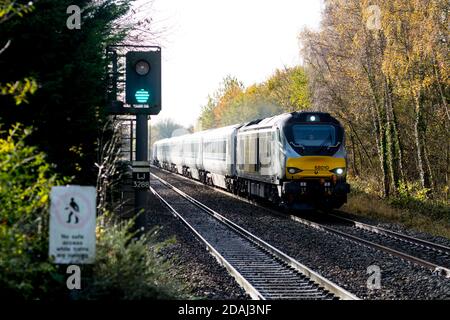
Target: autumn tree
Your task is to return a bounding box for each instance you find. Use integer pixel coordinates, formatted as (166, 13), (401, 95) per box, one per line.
(300, 0), (449, 199)
(198, 67), (310, 130)
(0, 0), (138, 183)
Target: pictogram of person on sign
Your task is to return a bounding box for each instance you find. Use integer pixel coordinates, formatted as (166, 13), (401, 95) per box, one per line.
(65, 197), (80, 224)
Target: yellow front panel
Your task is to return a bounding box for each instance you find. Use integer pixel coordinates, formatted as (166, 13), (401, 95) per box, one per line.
(286, 156), (346, 179)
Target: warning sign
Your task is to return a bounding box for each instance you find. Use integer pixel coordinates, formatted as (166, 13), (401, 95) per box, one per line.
(49, 185), (96, 264)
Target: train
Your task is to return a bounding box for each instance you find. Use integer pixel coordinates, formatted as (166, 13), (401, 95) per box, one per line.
(152, 112), (350, 210)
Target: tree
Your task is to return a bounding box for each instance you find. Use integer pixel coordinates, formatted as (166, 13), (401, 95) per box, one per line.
(198, 68), (310, 130)
(266, 66), (310, 112)
(0, 0), (38, 105)
(300, 0), (449, 199)
(152, 118), (186, 140)
(0, 0), (137, 184)
(0, 124), (64, 299)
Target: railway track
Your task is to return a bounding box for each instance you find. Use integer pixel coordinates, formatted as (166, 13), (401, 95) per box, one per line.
(149, 173), (359, 300)
(286, 213), (450, 278)
(328, 213), (450, 275)
(151, 166), (450, 279)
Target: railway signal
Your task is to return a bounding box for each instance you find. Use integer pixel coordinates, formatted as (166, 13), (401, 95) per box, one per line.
(106, 45), (162, 234)
(125, 50), (161, 115)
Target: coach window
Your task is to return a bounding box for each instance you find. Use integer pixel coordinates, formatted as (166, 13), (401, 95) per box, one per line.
(259, 132), (271, 168)
(237, 136), (244, 170)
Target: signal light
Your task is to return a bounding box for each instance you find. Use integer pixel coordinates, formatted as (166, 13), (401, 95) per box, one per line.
(135, 60), (150, 76)
(135, 89), (150, 103)
(125, 50), (161, 115)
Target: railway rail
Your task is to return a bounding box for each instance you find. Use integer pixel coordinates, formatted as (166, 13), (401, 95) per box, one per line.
(149, 172), (359, 300)
(327, 213), (450, 276)
(286, 214), (450, 278)
(151, 166), (450, 279)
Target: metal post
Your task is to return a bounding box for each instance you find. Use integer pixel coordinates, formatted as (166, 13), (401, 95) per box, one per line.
(111, 50), (118, 100)
(130, 119), (134, 161)
(136, 114), (148, 161)
(135, 113), (148, 232)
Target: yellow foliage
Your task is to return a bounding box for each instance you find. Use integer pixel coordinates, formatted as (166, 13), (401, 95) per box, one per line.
(0, 78), (38, 105)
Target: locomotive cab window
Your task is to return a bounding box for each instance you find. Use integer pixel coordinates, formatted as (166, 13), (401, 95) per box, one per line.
(292, 125), (337, 147)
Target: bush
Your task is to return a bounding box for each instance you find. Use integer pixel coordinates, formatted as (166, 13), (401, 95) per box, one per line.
(0, 124), (189, 299)
(77, 216), (189, 300)
(0, 124), (64, 299)
(347, 175), (383, 197)
(390, 182), (449, 220)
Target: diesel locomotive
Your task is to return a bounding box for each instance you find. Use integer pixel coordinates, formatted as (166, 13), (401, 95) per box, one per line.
(152, 112), (350, 209)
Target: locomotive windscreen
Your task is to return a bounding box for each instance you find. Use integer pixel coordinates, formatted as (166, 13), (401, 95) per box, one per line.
(284, 120), (344, 156)
(292, 125), (337, 147)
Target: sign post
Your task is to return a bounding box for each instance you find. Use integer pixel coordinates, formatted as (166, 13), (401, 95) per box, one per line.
(49, 186), (96, 264)
(134, 120), (149, 231)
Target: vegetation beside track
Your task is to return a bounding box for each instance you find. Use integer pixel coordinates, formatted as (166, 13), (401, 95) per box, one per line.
(0, 126), (189, 300)
(344, 176), (450, 239)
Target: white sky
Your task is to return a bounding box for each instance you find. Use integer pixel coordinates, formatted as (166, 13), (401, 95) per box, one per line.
(146, 0), (323, 127)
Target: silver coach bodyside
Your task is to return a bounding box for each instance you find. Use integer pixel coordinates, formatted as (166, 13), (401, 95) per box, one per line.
(167, 135), (185, 173)
(183, 131), (204, 180)
(151, 141), (158, 163)
(154, 138), (169, 168)
(202, 125), (240, 189)
(236, 114), (289, 185)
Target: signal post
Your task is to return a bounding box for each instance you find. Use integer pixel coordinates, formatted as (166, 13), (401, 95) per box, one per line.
(106, 45), (161, 232)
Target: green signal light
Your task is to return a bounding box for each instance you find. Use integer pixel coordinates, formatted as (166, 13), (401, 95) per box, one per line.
(135, 89), (150, 103)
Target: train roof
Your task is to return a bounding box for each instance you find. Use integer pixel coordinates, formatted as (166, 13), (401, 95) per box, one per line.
(238, 112), (341, 132)
(153, 112), (341, 145)
(153, 124), (241, 145)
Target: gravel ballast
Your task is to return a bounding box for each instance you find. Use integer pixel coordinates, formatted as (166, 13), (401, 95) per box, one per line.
(151, 168), (450, 300)
(308, 214), (450, 270)
(334, 210), (450, 248)
(143, 186), (249, 300)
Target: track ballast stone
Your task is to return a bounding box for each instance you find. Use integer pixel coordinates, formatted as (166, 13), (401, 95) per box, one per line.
(144, 188), (249, 300)
(151, 168), (450, 300)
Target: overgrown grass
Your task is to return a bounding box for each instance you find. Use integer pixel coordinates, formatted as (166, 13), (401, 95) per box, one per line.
(344, 176), (450, 239)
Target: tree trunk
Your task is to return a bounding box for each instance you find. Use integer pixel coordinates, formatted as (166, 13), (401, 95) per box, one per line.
(363, 65), (390, 197)
(391, 106), (406, 183)
(432, 54), (450, 122)
(350, 132), (360, 176)
(373, 101), (390, 197)
(384, 78), (403, 194)
(446, 133), (450, 200)
(414, 94), (426, 189)
(424, 141), (435, 191)
(381, 125), (390, 197)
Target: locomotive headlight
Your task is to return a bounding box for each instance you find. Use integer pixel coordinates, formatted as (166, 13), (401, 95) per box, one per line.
(288, 167), (302, 174)
(330, 168), (345, 175)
